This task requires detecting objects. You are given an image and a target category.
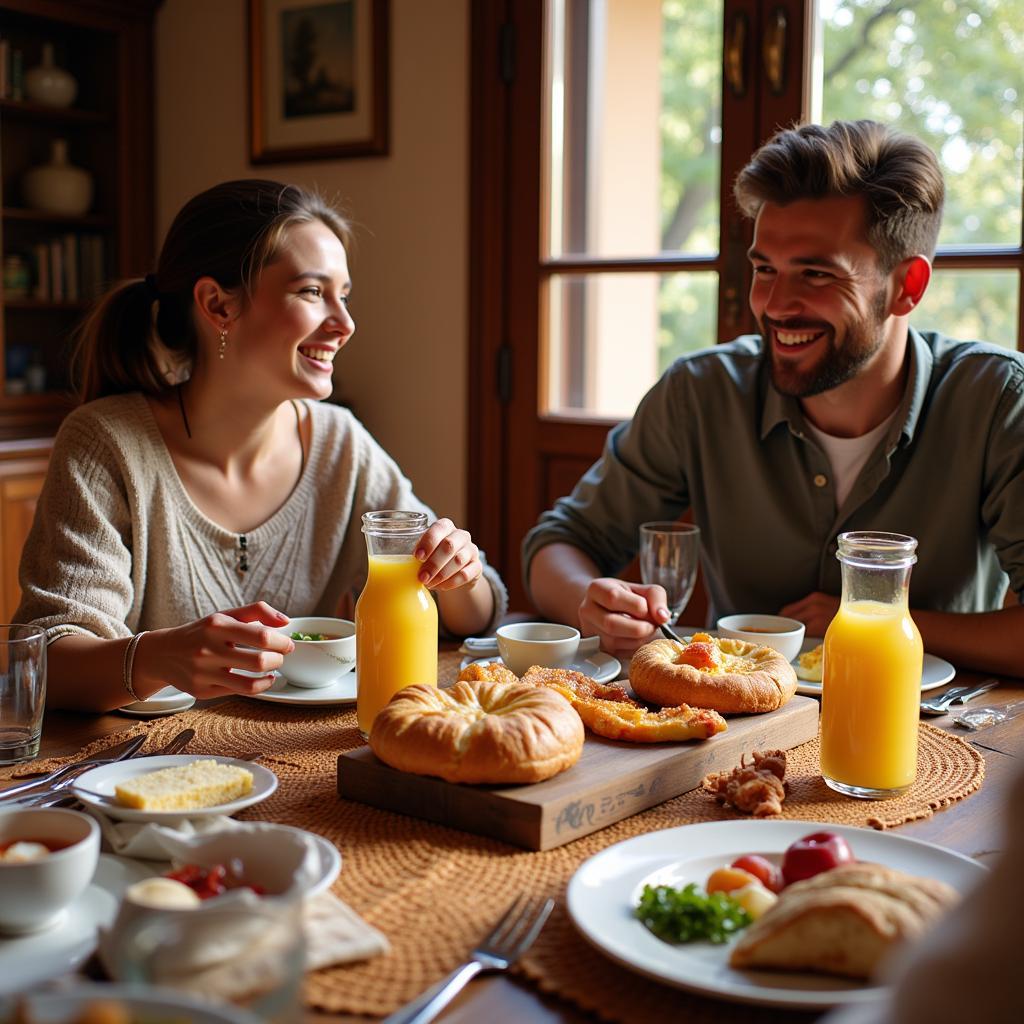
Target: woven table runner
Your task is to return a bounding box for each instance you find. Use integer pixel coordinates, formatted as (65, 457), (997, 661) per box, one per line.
(5, 651), (986, 1021)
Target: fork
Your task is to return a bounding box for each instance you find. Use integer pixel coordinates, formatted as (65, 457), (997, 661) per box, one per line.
(23, 728), (196, 807)
(920, 680), (999, 716)
(383, 895), (554, 1024)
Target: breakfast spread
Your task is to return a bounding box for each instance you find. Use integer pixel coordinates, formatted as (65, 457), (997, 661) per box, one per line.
(113, 760), (254, 811)
(634, 829), (960, 982)
(519, 665), (728, 743)
(630, 634), (798, 713)
(701, 749), (789, 817)
(796, 642), (824, 681)
(369, 678), (584, 784)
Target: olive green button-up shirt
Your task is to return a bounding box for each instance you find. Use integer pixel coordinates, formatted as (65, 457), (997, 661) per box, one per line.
(522, 329), (1024, 623)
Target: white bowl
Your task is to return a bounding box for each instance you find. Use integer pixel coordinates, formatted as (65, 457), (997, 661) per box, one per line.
(0, 807), (100, 935)
(496, 622), (580, 677)
(716, 614), (806, 662)
(277, 617), (355, 688)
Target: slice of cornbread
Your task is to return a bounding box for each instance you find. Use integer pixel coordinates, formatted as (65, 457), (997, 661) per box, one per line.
(114, 759), (253, 811)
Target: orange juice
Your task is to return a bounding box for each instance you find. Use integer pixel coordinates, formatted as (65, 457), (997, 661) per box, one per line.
(355, 553), (438, 737)
(820, 599), (922, 794)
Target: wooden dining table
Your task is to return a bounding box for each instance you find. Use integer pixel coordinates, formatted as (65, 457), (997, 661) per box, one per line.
(21, 664), (1024, 1024)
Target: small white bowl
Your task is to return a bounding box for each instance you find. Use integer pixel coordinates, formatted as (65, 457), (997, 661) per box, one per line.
(716, 614), (806, 662)
(0, 807), (100, 935)
(277, 616), (355, 688)
(496, 622), (580, 677)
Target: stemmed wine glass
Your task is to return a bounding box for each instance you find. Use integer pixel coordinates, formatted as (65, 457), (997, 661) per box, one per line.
(639, 522), (701, 624)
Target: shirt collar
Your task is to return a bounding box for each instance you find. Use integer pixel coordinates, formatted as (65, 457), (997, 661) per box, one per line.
(759, 326), (934, 448)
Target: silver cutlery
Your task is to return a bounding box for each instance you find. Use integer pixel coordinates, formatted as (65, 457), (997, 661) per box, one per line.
(16, 728), (196, 808)
(660, 622), (685, 644)
(920, 680), (999, 716)
(383, 895), (554, 1024)
(0, 732), (147, 803)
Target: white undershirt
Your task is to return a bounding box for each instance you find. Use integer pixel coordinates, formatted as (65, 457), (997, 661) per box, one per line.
(804, 409), (898, 509)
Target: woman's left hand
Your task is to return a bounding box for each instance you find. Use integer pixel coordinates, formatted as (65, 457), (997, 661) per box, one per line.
(415, 518), (484, 592)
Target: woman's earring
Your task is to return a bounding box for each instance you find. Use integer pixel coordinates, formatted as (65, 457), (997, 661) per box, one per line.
(218, 328), (228, 360)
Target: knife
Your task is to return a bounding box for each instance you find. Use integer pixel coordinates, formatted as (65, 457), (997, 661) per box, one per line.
(0, 732), (148, 803)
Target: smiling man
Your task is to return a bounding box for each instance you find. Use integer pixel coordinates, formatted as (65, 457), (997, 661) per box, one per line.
(524, 120), (1024, 676)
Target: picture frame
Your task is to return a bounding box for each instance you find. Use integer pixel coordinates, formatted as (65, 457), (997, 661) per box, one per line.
(249, 0), (389, 163)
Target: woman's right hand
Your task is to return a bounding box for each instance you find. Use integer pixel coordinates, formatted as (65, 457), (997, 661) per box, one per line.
(134, 602), (295, 699)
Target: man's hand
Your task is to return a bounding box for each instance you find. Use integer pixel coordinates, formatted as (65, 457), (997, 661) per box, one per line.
(779, 591), (840, 636)
(580, 578), (671, 656)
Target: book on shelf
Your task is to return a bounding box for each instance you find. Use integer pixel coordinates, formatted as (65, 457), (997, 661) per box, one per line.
(24, 233), (105, 303)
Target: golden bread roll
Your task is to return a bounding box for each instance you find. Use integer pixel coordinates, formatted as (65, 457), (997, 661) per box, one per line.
(630, 633), (797, 713)
(457, 660), (521, 687)
(729, 862), (959, 979)
(369, 679), (584, 784)
(520, 666), (727, 742)
(796, 643), (823, 682)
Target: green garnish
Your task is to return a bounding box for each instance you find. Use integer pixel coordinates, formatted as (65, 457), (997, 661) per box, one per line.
(291, 631), (327, 641)
(634, 883), (751, 944)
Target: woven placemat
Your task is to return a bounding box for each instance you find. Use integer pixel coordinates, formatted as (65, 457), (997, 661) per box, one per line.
(4, 653), (985, 1021)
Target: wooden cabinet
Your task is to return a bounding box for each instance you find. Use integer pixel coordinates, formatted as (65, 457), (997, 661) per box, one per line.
(0, 0), (158, 440)
(0, 438), (50, 621)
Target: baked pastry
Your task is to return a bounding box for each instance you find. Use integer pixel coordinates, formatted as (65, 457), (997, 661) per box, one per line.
(521, 665), (727, 743)
(702, 749), (787, 816)
(369, 679), (584, 784)
(457, 660), (522, 687)
(729, 862), (960, 979)
(630, 633), (797, 713)
(114, 760), (253, 811)
(796, 643), (824, 682)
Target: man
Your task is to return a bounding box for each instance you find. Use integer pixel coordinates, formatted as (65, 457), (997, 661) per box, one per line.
(523, 120), (1024, 676)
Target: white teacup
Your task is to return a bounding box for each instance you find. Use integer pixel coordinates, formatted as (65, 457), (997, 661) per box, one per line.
(716, 614), (806, 662)
(276, 616), (356, 688)
(496, 623), (581, 677)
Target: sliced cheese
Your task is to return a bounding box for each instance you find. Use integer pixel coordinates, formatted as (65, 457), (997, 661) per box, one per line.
(114, 760), (253, 811)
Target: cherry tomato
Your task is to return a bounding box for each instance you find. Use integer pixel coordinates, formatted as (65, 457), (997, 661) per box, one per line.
(781, 831), (855, 885)
(730, 854), (785, 893)
(706, 866), (758, 894)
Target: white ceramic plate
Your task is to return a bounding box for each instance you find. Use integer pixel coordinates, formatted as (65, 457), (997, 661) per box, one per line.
(792, 636), (955, 697)
(0, 854), (152, 996)
(118, 685), (197, 717)
(677, 629), (956, 698)
(247, 669), (358, 706)
(567, 819), (985, 1010)
(459, 650), (623, 685)
(71, 755), (278, 824)
(3, 983), (260, 1023)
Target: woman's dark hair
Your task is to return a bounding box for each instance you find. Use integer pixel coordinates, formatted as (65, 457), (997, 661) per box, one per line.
(734, 120), (944, 272)
(72, 179), (352, 402)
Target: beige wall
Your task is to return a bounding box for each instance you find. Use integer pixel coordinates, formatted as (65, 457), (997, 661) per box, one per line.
(155, 0), (470, 520)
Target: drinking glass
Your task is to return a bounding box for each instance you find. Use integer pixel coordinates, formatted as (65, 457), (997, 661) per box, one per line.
(639, 523), (701, 624)
(0, 624), (47, 764)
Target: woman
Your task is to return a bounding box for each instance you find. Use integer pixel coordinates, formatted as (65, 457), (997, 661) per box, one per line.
(15, 180), (506, 711)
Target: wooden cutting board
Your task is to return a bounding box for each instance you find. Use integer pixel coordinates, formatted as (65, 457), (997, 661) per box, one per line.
(337, 696), (819, 850)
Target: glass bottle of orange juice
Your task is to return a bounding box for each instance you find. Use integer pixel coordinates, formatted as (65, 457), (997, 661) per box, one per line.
(820, 531), (923, 799)
(355, 510), (438, 739)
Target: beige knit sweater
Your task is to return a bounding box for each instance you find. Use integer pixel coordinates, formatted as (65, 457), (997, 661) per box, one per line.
(15, 394), (507, 642)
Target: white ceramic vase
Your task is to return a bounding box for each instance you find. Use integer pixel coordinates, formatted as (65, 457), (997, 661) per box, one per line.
(22, 139), (93, 216)
(24, 43), (78, 108)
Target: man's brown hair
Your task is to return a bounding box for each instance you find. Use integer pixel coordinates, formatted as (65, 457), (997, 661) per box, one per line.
(734, 120), (944, 272)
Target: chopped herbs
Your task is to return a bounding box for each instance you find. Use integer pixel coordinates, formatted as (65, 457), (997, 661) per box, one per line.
(635, 883), (751, 944)
(291, 631), (327, 641)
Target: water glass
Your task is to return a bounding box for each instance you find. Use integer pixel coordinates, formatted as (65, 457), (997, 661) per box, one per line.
(0, 624), (47, 764)
(639, 523), (701, 623)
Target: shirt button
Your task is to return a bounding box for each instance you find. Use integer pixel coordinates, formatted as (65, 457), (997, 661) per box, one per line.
(814, 474), (828, 488)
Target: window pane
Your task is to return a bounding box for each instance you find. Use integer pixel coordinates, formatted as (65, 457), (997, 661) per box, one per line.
(912, 268), (1020, 348)
(545, 272), (718, 417)
(813, 0), (1024, 248)
(545, 0), (723, 259)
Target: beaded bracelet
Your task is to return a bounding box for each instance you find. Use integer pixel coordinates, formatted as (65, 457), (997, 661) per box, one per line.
(122, 631), (148, 702)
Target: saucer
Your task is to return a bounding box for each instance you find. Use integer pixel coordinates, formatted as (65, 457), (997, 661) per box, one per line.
(118, 685), (196, 717)
(0, 854), (151, 995)
(460, 651), (622, 685)
(248, 670), (358, 707)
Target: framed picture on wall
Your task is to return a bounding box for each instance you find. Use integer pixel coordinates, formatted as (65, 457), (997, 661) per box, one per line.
(249, 0), (389, 163)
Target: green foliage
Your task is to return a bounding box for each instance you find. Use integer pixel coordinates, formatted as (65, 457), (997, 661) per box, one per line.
(635, 882), (752, 944)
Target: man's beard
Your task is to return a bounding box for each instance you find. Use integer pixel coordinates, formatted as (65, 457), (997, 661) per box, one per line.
(766, 289), (890, 398)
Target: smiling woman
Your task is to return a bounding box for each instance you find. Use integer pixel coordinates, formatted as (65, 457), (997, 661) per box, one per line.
(13, 180), (507, 712)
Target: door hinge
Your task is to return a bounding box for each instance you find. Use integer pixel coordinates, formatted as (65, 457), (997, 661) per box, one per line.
(499, 21), (516, 85)
(497, 344), (513, 403)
